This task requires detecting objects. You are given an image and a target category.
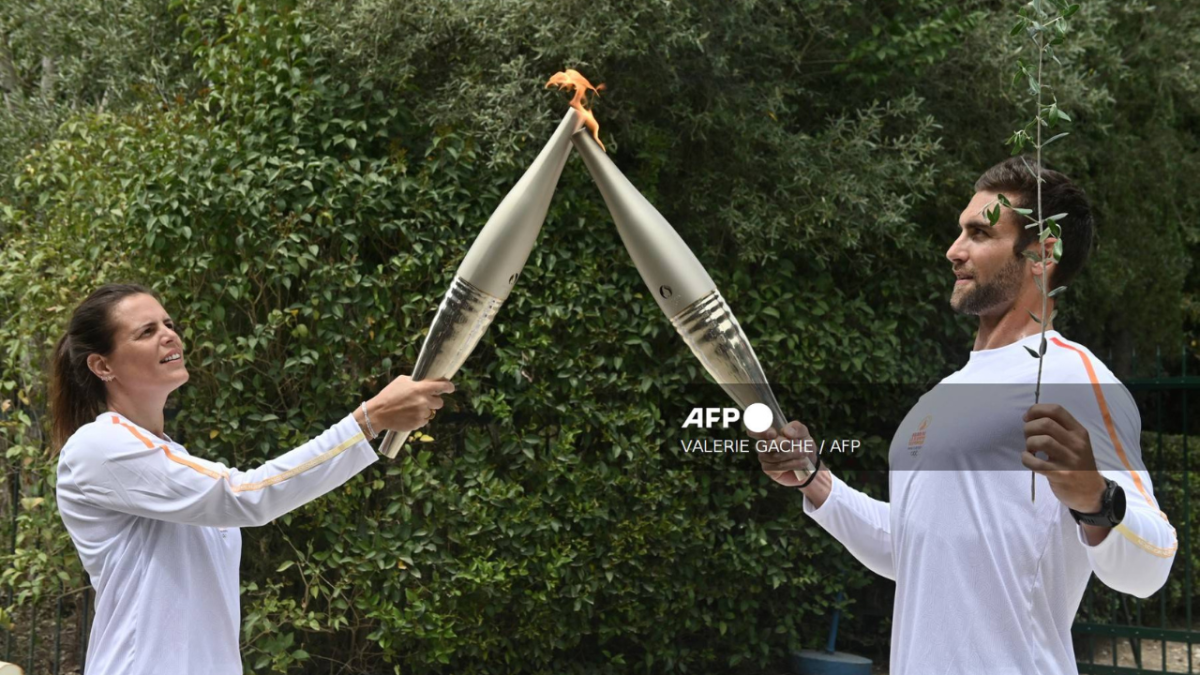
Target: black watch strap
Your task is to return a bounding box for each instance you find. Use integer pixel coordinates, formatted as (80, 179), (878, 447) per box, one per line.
(1069, 478), (1126, 528)
(797, 453), (822, 489)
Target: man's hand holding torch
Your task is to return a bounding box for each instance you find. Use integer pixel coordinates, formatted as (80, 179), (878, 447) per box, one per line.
(751, 420), (833, 508)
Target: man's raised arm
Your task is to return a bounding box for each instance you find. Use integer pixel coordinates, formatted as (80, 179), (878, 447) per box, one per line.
(757, 422), (896, 581)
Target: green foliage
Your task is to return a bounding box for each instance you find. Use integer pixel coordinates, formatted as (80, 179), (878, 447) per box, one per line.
(314, 0), (948, 267)
(0, 0), (195, 198)
(0, 3), (942, 672)
(0, 0), (1196, 672)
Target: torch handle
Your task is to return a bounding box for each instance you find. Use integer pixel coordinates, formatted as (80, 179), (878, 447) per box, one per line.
(765, 404), (818, 484)
(378, 429), (412, 459)
(376, 276), (503, 461)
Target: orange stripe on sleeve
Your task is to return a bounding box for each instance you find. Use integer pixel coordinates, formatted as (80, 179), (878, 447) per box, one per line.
(109, 416), (364, 491)
(1047, 339), (1158, 514)
(111, 416), (156, 448)
(112, 416), (229, 480)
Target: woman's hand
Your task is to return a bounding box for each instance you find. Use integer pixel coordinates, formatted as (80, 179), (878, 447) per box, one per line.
(364, 375), (455, 434)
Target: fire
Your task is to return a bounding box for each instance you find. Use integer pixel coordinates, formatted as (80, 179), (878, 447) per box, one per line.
(546, 69), (606, 152)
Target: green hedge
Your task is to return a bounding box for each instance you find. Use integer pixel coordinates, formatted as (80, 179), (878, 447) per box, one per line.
(0, 5), (955, 672)
(0, 1), (1193, 673)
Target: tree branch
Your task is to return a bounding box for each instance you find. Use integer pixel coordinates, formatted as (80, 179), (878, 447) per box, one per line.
(39, 56), (55, 104)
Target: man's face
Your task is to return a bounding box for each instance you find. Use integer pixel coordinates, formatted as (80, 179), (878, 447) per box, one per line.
(946, 190), (1029, 316)
(97, 293), (189, 393)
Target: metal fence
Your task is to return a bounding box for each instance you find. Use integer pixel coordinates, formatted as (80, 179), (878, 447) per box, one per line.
(2, 460), (92, 675)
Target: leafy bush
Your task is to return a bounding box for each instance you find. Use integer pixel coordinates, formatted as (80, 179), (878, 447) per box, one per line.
(0, 0), (1196, 673)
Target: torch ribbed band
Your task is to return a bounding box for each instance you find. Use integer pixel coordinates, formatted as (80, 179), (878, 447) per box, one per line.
(670, 290), (817, 482)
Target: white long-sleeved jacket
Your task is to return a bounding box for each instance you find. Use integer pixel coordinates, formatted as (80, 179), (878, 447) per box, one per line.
(804, 330), (1176, 675)
(56, 411), (378, 675)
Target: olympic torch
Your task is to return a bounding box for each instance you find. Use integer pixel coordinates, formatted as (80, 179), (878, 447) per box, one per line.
(570, 128), (815, 483)
(377, 108), (584, 458)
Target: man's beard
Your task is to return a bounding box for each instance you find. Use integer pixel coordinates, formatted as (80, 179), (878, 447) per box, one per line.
(951, 253), (1026, 315)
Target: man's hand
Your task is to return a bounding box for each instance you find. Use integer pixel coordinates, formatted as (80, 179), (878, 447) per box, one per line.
(1021, 404), (1107, 515)
(751, 420), (823, 483)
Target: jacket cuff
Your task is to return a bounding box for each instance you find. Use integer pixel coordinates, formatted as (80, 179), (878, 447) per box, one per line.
(803, 473), (841, 519)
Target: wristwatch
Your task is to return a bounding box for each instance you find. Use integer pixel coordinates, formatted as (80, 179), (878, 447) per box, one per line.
(1069, 478), (1126, 528)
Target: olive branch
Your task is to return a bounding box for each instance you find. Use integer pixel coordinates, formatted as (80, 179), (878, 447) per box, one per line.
(981, 0), (1079, 501)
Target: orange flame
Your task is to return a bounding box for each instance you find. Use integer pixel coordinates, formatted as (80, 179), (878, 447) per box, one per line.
(546, 69), (606, 152)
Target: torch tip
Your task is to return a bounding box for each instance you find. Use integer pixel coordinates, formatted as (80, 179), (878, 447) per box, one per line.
(547, 68), (606, 152)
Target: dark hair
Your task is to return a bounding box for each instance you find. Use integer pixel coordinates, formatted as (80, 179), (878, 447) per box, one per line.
(974, 156), (1094, 289)
(50, 283), (156, 454)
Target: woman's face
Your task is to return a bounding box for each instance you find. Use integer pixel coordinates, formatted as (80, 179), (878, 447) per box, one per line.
(96, 293), (189, 394)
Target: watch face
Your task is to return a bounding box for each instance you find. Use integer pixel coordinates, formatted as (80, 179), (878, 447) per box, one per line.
(1112, 483), (1127, 524)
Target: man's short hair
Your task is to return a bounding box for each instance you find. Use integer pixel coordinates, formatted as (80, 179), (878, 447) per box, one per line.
(974, 156), (1094, 289)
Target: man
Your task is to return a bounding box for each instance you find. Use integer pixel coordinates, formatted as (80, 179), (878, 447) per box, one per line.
(758, 157), (1176, 674)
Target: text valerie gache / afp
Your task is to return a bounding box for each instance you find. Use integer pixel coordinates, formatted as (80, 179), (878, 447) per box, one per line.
(678, 438), (863, 455)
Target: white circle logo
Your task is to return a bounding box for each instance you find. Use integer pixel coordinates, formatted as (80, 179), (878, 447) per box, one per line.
(743, 403), (773, 433)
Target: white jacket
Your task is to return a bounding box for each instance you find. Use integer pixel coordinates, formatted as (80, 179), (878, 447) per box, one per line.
(56, 411), (378, 674)
(805, 330), (1176, 675)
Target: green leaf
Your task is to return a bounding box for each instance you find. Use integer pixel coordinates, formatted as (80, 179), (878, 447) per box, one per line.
(1028, 310), (1042, 324)
(1048, 285), (1067, 297)
(1024, 345), (1040, 359)
(1011, 20), (1025, 36)
(1020, 156), (1041, 182)
(1063, 4), (1080, 17)
(1041, 132), (1070, 148)
(277, 560), (295, 572)
(1053, 239), (1063, 261)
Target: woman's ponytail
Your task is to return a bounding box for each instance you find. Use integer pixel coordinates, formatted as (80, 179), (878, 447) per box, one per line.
(49, 283), (154, 454)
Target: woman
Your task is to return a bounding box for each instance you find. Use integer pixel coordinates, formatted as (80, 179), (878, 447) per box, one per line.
(51, 283), (454, 674)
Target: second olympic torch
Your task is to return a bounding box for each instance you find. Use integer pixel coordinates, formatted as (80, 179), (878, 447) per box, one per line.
(377, 109), (584, 458)
(570, 128), (816, 483)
